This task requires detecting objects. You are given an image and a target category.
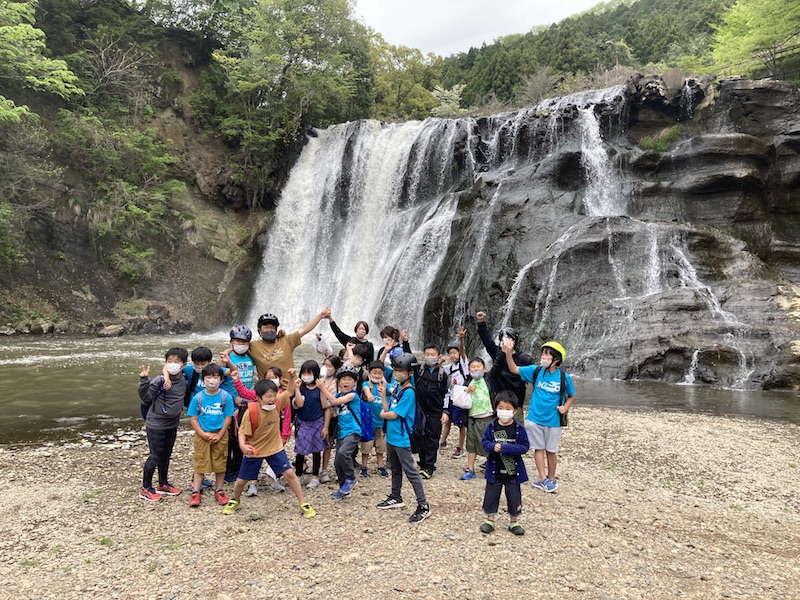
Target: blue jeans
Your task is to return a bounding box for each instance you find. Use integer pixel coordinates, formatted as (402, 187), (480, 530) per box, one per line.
(482, 479), (522, 518)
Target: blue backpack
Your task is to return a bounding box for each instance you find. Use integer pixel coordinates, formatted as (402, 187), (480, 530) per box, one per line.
(350, 396), (375, 442)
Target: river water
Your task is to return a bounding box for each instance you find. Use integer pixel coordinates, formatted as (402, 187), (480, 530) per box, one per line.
(1, 333), (798, 445)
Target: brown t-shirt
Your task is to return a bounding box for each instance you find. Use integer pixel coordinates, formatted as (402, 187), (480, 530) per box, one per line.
(248, 331), (302, 384)
(239, 391), (290, 457)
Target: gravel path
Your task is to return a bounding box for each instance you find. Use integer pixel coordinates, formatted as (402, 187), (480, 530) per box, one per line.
(1, 407), (798, 599)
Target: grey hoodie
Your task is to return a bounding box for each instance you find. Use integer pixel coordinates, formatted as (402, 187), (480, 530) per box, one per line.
(138, 373), (187, 430)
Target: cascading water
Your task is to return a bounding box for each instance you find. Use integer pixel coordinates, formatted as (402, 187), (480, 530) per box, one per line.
(578, 107), (625, 216)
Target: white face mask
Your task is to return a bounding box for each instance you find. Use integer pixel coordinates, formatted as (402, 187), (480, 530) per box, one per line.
(469, 370), (484, 379)
(204, 378), (220, 391)
(261, 403), (276, 411)
(166, 363), (182, 376)
(232, 344), (249, 355)
(301, 375), (315, 384)
(369, 375), (383, 384)
(320, 366), (329, 378)
(540, 357), (552, 368)
(497, 409), (514, 422)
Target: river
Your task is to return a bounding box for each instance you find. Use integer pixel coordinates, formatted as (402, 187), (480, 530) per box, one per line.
(1, 333), (798, 445)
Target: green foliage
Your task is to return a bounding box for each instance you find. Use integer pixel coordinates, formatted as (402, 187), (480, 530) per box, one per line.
(431, 84), (467, 118)
(639, 125), (683, 152)
(713, 0), (800, 76)
(0, 202), (27, 268)
(371, 38), (438, 120)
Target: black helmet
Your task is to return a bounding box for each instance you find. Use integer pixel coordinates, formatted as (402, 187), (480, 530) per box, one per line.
(335, 365), (359, 380)
(257, 313), (280, 328)
(499, 326), (519, 349)
(391, 352), (417, 371)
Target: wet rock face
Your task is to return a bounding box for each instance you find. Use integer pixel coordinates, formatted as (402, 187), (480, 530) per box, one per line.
(425, 77), (800, 389)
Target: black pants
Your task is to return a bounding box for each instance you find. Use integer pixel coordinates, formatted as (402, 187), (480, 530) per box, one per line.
(226, 409), (245, 477)
(142, 427), (178, 488)
(482, 479), (523, 518)
(295, 452), (321, 477)
(417, 412), (443, 474)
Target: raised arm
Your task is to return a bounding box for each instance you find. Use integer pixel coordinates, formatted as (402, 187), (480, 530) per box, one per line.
(328, 318), (353, 347)
(502, 338), (521, 375)
(296, 307), (332, 338)
(457, 326), (467, 360)
(476, 311), (499, 357)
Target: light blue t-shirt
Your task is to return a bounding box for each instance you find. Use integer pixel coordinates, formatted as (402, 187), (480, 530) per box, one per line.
(361, 380), (398, 430)
(336, 391), (362, 439)
(184, 364), (233, 397)
(518, 365), (575, 428)
(385, 386), (416, 448)
(187, 390), (234, 432)
(228, 352), (255, 390)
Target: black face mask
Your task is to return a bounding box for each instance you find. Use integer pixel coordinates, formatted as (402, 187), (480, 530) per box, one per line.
(261, 331), (277, 342)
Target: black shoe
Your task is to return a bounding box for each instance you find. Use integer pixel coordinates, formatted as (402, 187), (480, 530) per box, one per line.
(376, 496), (405, 510)
(408, 503), (431, 523)
(508, 522), (525, 536)
(480, 520), (495, 534)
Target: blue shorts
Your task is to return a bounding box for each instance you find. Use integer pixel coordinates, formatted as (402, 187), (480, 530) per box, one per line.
(449, 405), (466, 427)
(238, 449), (292, 481)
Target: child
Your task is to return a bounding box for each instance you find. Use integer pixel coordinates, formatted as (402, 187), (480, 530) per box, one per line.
(377, 352), (431, 523)
(318, 365), (362, 500)
(504, 339), (575, 492)
(222, 325), (255, 483)
(225, 369), (316, 518)
(360, 361), (392, 478)
(319, 355), (342, 483)
(137, 347), (188, 501)
(186, 364), (235, 507)
(460, 357), (495, 481)
(479, 391), (530, 536)
(265, 366), (292, 446)
(413, 344), (449, 479)
(292, 360), (330, 490)
(440, 327), (468, 458)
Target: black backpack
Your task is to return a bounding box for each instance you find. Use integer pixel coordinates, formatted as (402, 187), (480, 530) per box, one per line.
(394, 387), (427, 454)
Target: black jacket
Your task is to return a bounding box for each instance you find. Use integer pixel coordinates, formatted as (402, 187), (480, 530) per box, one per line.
(477, 321), (534, 408)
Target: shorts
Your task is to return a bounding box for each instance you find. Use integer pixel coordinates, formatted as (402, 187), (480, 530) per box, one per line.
(525, 420), (562, 453)
(449, 405), (466, 427)
(193, 429), (228, 474)
(360, 427), (387, 455)
(237, 449), (293, 482)
(465, 416), (493, 455)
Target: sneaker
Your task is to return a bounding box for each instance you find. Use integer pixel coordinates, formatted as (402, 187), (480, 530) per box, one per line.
(480, 520), (495, 534)
(377, 467), (389, 477)
(270, 479), (286, 493)
(139, 486), (162, 502)
(155, 482), (181, 496)
(188, 491), (201, 507)
(460, 469), (476, 480)
(331, 489), (344, 501)
(359, 467), (368, 478)
(306, 476), (320, 490)
(214, 489), (229, 505)
(223, 473), (237, 484)
(408, 503), (431, 523)
(532, 479), (547, 491)
(319, 470), (331, 483)
(418, 468), (431, 479)
(376, 496), (405, 510)
(339, 478), (356, 495)
(543, 477), (558, 493)
(508, 522), (525, 535)
(451, 447), (464, 459)
(299, 502), (316, 518)
(246, 482), (258, 497)
(200, 479), (213, 491)
(222, 499), (240, 515)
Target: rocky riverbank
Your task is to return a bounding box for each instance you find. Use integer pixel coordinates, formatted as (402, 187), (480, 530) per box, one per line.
(1, 407), (798, 599)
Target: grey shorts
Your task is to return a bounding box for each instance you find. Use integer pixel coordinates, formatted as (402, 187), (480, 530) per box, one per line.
(525, 420), (562, 453)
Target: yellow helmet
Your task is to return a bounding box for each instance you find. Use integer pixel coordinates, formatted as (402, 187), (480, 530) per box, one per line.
(541, 341), (566, 363)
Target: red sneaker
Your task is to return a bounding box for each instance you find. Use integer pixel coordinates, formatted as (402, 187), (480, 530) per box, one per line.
(139, 487), (162, 502)
(214, 489), (230, 505)
(189, 492), (202, 507)
(156, 482), (181, 496)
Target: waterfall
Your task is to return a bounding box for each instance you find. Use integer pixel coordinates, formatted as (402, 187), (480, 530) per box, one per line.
(680, 79), (696, 120)
(578, 107), (625, 216)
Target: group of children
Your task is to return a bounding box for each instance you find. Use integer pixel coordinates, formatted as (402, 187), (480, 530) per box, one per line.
(137, 309), (576, 533)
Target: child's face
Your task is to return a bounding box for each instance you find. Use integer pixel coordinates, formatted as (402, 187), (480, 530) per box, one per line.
(338, 375), (356, 392)
(194, 360), (210, 371)
(204, 374), (221, 389)
(323, 361), (334, 374)
(259, 390), (278, 409)
(448, 348), (460, 362)
(496, 400), (515, 413)
(469, 361), (485, 373)
(231, 340), (250, 353)
(423, 348), (439, 360)
(369, 368), (384, 382)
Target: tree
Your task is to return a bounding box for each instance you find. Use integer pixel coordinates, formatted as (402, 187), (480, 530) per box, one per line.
(713, 0), (800, 76)
(430, 84), (466, 117)
(370, 37), (437, 120)
(0, 0), (83, 123)
(514, 65), (560, 106)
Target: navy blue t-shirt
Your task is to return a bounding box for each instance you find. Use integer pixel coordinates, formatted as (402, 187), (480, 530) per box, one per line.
(296, 385), (324, 421)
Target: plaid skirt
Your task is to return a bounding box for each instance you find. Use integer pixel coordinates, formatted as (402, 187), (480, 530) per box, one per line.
(294, 415), (329, 455)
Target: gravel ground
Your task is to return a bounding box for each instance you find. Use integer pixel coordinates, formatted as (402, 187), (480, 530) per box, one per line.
(1, 406), (798, 600)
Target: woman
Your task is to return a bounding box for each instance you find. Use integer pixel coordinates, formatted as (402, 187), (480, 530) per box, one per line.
(329, 317), (375, 363)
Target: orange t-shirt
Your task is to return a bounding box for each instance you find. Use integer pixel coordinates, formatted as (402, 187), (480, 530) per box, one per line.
(239, 391), (290, 457)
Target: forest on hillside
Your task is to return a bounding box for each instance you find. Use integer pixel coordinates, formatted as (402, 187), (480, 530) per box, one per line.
(0, 0), (798, 298)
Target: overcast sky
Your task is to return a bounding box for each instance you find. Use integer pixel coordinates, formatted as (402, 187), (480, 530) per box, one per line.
(354, 0), (605, 57)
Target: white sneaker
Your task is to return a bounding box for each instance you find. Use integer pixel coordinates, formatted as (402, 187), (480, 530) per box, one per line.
(270, 479), (286, 492)
(319, 470), (331, 483)
(246, 482), (258, 497)
(306, 476), (320, 490)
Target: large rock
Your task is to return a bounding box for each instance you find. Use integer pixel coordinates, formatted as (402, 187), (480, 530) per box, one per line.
(97, 324), (125, 338)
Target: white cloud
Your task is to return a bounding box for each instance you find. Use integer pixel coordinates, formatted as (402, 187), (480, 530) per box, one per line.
(354, 0), (604, 56)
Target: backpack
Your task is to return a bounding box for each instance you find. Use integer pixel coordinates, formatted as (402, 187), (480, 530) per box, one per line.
(347, 395), (374, 442)
(530, 366), (568, 427)
(396, 388), (426, 454)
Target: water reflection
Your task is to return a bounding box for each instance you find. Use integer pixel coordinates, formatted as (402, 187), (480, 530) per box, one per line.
(0, 333), (797, 444)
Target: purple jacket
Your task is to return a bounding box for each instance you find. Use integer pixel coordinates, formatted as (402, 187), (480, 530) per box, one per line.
(481, 419), (530, 484)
